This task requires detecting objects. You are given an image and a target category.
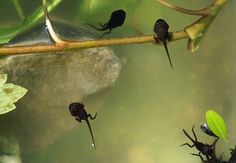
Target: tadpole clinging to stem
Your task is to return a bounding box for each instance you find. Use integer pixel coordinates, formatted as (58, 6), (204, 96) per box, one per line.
(86, 9), (126, 38)
(69, 102), (97, 149)
(154, 19), (173, 69)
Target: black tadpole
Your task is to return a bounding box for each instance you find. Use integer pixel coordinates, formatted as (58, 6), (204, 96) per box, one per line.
(69, 102), (97, 149)
(153, 19), (173, 69)
(86, 9), (126, 38)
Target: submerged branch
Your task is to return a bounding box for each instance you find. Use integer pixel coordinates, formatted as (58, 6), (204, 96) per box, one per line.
(0, 32), (187, 55)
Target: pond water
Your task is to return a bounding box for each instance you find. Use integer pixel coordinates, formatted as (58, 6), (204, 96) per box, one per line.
(0, 0), (235, 163)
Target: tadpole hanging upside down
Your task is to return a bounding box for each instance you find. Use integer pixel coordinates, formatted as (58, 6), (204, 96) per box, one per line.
(87, 9), (126, 38)
(69, 102), (97, 149)
(153, 19), (173, 69)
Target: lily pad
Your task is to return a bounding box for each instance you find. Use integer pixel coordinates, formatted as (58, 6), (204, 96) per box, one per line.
(206, 109), (227, 142)
(0, 74), (28, 115)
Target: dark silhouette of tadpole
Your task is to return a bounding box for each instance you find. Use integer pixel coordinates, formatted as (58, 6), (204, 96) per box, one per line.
(69, 102), (97, 149)
(87, 9), (126, 38)
(153, 19), (173, 69)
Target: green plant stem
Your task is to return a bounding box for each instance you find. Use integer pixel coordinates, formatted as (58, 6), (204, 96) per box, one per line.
(11, 0), (25, 20)
(0, 32), (187, 55)
(157, 0), (213, 16)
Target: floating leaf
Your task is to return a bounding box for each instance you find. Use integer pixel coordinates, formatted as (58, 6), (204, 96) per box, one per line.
(0, 0), (62, 44)
(206, 109), (227, 142)
(0, 74), (28, 115)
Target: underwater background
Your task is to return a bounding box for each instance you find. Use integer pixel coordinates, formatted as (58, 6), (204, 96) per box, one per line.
(0, 0), (235, 162)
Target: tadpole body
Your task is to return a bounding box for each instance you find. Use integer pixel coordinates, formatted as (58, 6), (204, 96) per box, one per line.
(87, 9), (126, 38)
(69, 102), (97, 149)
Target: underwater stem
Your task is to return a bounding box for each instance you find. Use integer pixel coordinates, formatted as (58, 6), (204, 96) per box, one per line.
(0, 33), (187, 55)
(11, 0), (25, 20)
(157, 0), (213, 16)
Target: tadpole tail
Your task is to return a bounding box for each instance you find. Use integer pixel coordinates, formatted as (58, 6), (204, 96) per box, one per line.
(85, 23), (106, 31)
(182, 129), (195, 144)
(85, 119), (96, 149)
(163, 40), (173, 69)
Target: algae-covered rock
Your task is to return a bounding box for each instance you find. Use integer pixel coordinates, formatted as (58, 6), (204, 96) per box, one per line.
(0, 22), (121, 152)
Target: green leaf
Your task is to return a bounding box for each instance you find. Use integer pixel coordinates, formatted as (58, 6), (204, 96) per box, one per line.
(0, 74), (28, 115)
(0, 0), (62, 44)
(206, 109), (227, 142)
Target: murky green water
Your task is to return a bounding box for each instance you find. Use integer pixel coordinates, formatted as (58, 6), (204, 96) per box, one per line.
(0, 0), (235, 163)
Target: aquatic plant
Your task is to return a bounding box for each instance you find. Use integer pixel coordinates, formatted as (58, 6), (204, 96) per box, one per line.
(206, 109), (227, 142)
(0, 0), (227, 55)
(0, 0), (62, 44)
(0, 74), (27, 115)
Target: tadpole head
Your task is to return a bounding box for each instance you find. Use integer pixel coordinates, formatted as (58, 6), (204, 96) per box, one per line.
(154, 19), (169, 32)
(111, 9), (126, 21)
(69, 102), (84, 117)
(154, 19), (169, 42)
(109, 9), (126, 28)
